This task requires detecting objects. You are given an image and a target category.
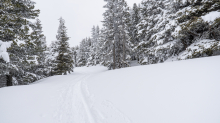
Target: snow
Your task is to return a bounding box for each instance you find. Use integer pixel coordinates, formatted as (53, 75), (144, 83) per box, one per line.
(129, 60), (141, 67)
(201, 11), (220, 22)
(0, 40), (12, 62)
(1, 56), (220, 123)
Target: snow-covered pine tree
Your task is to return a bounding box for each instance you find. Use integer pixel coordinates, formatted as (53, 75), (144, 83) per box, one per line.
(95, 26), (100, 64)
(87, 26), (101, 66)
(71, 46), (79, 67)
(31, 19), (47, 66)
(118, 0), (131, 68)
(0, 0), (39, 42)
(129, 3), (141, 61)
(54, 17), (74, 75)
(97, 27), (109, 66)
(87, 26), (97, 66)
(30, 19), (47, 76)
(176, 0), (220, 59)
(100, 0), (115, 69)
(135, 0), (183, 65)
(0, 0), (40, 85)
(131, 0), (220, 64)
(101, 0), (118, 69)
(13, 18), (48, 84)
(46, 40), (59, 76)
(102, 0), (131, 69)
(136, 0), (166, 64)
(78, 38), (88, 67)
(85, 37), (92, 66)
(112, 0), (120, 69)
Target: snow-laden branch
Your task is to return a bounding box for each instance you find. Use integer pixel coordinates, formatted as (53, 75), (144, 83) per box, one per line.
(0, 40), (12, 63)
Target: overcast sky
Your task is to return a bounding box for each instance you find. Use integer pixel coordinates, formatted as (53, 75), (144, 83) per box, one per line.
(34, 0), (143, 47)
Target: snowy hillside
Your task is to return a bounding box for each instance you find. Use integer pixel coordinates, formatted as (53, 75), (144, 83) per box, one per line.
(0, 56), (220, 123)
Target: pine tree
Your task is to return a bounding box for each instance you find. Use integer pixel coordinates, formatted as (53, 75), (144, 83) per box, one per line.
(176, 0), (220, 58)
(98, 28), (109, 66)
(31, 19), (47, 66)
(71, 46), (79, 67)
(101, 0), (131, 69)
(87, 26), (96, 66)
(101, 0), (115, 69)
(129, 3), (140, 61)
(88, 26), (100, 66)
(30, 19), (47, 76)
(118, 0), (131, 68)
(46, 40), (59, 76)
(136, 0), (178, 64)
(0, 0), (39, 42)
(95, 26), (100, 64)
(78, 38), (88, 67)
(0, 0), (40, 85)
(54, 17), (74, 75)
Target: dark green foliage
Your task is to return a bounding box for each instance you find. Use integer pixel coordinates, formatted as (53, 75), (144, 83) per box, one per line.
(54, 17), (74, 75)
(179, 17), (220, 52)
(0, 0), (39, 42)
(129, 3), (140, 61)
(179, 18), (208, 50)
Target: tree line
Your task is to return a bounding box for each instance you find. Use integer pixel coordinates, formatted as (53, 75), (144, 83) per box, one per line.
(71, 0), (220, 69)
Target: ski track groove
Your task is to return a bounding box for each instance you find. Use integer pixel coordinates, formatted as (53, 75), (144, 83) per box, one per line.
(54, 72), (132, 123)
(77, 80), (96, 123)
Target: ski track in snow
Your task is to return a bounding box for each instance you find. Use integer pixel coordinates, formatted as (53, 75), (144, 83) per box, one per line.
(53, 72), (131, 123)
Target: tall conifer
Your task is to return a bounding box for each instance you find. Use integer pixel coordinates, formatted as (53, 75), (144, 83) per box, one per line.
(54, 17), (74, 75)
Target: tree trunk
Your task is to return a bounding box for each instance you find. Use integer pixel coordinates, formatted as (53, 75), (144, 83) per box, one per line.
(123, 24), (126, 68)
(113, 2), (118, 70)
(6, 74), (12, 86)
(113, 41), (116, 70)
(74, 53), (77, 67)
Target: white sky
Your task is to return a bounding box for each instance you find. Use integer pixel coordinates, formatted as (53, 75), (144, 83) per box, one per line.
(34, 0), (142, 47)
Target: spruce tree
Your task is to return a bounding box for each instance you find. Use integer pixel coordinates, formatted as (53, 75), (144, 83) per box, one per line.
(31, 19), (47, 66)
(87, 26), (96, 66)
(95, 26), (100, 64)
(30, 19), (47, 76)
(0, 0), (39, 42)
(119, 0), (131, 68)
(101, 0), (115, 69)
(88, 26), (100, 66)
(102, 0), (131, 69)
(46, 40), (59, 76)
(71, 46), (79, 67)
(78, 38), (88, 67)
(0, 0), (40, 85)
(54, 17), (74, 75)
(129, 3), (140, 61)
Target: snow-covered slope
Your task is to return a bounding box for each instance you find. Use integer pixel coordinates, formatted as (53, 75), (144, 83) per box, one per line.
(0, 56), (220, 123)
